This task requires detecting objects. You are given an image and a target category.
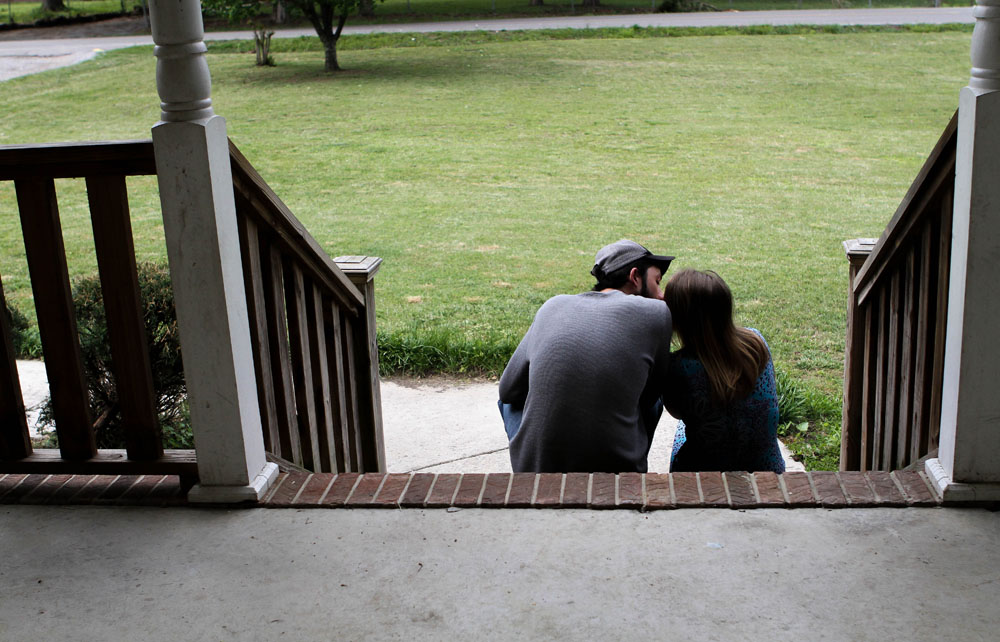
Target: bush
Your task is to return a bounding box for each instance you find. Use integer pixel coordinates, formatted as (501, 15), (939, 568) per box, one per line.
(38, 263), (192, 449)
(4, 302), (42, 359)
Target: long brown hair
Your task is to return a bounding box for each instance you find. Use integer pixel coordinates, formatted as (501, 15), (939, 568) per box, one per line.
(663, 269), (769, 404)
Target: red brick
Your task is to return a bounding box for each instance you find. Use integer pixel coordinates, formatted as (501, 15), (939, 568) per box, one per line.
(345, 474), (386, 506)
(115, 475), (166, 503)
(47, 475), (94, 504)
(268, 473), (311, 506)
(507, 473), (536, 508)
(21, 474), (73, 504)
(838, 472), (876, 507)
(480, 473), (511, 507)
(699, 472), (727, 507)
(589, 473), (616, 508)
(399, 473), (434, 507)
(752, 472), (785, 505)
(295, 474), (335, 505)
(96, 475), (142, 502)
(322, 473), (360, 506)
(534, 474), (562, 507)
(562, 473), (589, 508)
(143, 476), (186, 505)
(672, 472), (700, 505)
(893, 471), (938, 506)
(782, 473), (816, 506)
(0, 474), (28, 502)
(866, 472), (907, 506)
(425, 474), (461, 508)
(454, 474), (486, 506)
(645, 474), (672, 508)
(810, 472), (847, 507)
(619, 473), (643, 508)
(371, 473), (410, 507)
(3, 473), (46, 502)
(724, 472), (755, 508)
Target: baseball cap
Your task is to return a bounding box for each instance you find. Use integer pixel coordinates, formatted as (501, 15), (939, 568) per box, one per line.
(591, 239), (674, 278)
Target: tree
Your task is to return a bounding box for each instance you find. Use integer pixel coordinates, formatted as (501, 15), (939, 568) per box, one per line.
(203, 0), (275, 66)
(40, 0), (67, 12)
(288, 0), (381, 72)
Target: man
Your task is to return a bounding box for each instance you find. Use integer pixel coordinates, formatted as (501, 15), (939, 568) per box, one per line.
(498, 240), (674, 473)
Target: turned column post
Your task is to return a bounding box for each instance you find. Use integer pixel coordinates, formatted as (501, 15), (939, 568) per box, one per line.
(926, 0), (1000, 501)
(149, 0), (277, 501)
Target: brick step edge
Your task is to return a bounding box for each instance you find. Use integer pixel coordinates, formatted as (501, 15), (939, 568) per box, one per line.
(0, 470), (944, 509)
(259, 470), (943, 510)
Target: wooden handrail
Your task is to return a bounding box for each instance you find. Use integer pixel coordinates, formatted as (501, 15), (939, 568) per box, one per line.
(0, 140), (156, 180)
(853, 112), (958, 306)
(840, 113), (956, 472)
(228, 142), (363, 315)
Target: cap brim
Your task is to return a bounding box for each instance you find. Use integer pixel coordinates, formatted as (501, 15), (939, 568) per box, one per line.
(648, 254), (675, 270)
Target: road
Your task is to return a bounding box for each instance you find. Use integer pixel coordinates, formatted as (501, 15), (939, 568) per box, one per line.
(0, 6), (976, 82)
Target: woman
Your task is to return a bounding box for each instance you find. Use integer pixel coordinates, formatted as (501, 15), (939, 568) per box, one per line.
(662, 269), (784, 473)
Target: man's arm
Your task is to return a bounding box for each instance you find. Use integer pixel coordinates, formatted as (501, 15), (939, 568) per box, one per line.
(498, 332), (531, 406)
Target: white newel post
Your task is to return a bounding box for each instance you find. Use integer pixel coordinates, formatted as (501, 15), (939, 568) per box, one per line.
(926, 0), (1000, 502)
(149, 0), (277, 502)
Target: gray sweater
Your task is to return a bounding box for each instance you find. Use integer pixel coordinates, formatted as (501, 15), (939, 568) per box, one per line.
(499, 290), (672, 473)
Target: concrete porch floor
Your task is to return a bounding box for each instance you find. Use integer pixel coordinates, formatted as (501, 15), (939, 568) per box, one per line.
(1, 504), (998, 640)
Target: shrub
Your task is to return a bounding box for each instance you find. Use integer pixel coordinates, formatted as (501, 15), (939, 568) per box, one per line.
(4, 302), (42, 359)
(38, 263), (192, 449)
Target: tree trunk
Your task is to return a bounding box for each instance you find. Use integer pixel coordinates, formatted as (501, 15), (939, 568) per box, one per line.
(41, 0), (66, 11)
(272, 0), (287, 24)
(529, 0), (543, 5)
(323, 38), (340, 72)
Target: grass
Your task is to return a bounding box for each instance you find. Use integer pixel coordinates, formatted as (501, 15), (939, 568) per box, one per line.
(0, 0), (141, 25)
(0, 27), (972, 467)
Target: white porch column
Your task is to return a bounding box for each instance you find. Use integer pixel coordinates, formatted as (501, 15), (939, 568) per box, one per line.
(149, 0), (277, 502)
(926, 0), (1000, 502)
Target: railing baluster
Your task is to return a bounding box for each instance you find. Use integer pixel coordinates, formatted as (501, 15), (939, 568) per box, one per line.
(307, 286), (336, 472)
(860, 304), (878, 471)
(910, 220), (934, 463)
(883, 272), (902, 470)
(324, 302), (350, 472)
(236, 211), (281, 455)
(15, 178), (95, 461)
(895, 247), (918, 469)
(341, 312), (363, 472)
(872, 289), (888, 470)
(86, 175), (162, 460)
(0, 274), (31, 460)
(263, 244), (301, 465)
(285, 261), (321, 472)
(928, 187), (953, 453)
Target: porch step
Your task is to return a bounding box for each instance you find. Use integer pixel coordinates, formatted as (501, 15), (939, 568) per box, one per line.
(0, 470), (943, 509)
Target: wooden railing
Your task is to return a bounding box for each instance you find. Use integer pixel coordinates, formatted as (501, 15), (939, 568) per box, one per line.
(229, 142), (385, 473)
(840, 112), (957, 472)
(0, 140), (384, 477)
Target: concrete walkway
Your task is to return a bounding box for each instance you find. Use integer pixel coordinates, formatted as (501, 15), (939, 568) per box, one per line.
(0, 7), (975, 81)
(15, 361), (804, 473)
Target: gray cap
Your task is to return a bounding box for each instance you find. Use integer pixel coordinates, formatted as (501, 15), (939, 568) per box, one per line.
(591, 239), (674, 278)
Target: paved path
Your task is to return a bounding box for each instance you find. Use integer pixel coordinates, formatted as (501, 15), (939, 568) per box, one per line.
(0, 7), (975, 81)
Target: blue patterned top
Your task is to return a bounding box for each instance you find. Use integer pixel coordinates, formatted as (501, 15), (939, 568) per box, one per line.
(665, 328), (785, 473)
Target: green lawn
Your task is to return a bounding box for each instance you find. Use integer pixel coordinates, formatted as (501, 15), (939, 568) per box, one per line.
(1, 0), (142, 25)
(0, 30), (970, 422)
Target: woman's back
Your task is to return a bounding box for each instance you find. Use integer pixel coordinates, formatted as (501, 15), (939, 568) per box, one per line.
(665, 328), (785, 473)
